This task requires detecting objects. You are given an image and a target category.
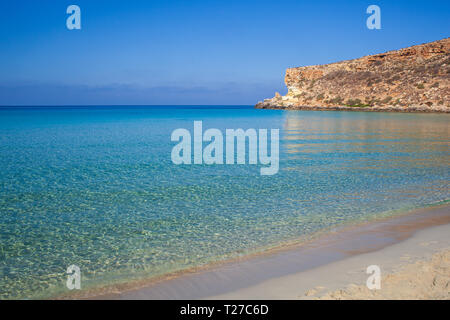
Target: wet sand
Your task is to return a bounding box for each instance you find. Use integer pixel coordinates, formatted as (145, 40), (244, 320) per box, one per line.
(211, 221), (450, 299)
(84, 203), (450, 299)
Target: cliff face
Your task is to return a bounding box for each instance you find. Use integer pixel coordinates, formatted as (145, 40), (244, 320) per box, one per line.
(256, 38), (450, 112)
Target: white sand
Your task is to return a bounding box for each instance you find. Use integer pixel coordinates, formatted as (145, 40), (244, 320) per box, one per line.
(319, 249), (449, 299)
(83, 205), (449, 300)
(207, 223), (450, 299)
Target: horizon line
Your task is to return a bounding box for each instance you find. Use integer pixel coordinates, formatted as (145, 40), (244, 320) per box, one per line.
(0, 104), (256, 108)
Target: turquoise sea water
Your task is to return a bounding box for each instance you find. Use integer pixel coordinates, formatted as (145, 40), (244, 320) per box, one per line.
(0, 106), (449, 299)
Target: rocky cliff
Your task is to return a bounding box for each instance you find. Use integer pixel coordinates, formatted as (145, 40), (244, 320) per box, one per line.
(256, 38), (450, 112)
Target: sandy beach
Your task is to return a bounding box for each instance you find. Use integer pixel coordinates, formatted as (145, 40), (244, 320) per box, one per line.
(210, 222), (450, 300)
(318, 248), (450, 299)
(85, 203), (450, 300)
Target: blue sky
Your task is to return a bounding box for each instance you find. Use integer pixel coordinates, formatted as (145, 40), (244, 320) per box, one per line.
(0, 0), (449, 105)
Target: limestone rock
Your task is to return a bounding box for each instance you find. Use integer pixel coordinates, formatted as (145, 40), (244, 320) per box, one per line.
(255, 38), (450, 113)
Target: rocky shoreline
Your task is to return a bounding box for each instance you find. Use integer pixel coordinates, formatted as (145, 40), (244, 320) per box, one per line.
(256, 38), (450, 113)
(256, 104), (450, 113)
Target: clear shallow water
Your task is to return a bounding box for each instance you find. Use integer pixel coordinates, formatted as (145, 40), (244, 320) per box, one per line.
(0, 106), (449, 299)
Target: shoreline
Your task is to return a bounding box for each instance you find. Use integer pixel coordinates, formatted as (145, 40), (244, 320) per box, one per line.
(255, 38), (449, 115)
(66, 202), (450, 300)
(255, 105), (450, 113)
(211, 223), (450, 299)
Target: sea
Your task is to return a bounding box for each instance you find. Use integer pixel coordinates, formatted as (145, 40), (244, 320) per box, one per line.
(0, 105), (449, 299)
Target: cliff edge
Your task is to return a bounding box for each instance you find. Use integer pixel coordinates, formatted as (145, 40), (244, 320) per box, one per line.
(256, 38), (450, 112)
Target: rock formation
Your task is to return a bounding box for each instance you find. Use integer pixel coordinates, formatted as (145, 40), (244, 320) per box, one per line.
(256, 38), (450, 112)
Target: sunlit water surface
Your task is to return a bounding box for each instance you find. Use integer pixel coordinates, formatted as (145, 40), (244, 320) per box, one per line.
(0, 106), (449, 298)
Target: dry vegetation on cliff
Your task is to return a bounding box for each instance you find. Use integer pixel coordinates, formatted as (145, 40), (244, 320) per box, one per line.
(256, 38), (450, 112)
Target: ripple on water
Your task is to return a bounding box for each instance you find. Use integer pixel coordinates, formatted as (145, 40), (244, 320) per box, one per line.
(0, 107), (449, 298)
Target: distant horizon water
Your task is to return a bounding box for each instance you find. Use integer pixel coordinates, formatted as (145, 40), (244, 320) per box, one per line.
(0, 106), (449, 299)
